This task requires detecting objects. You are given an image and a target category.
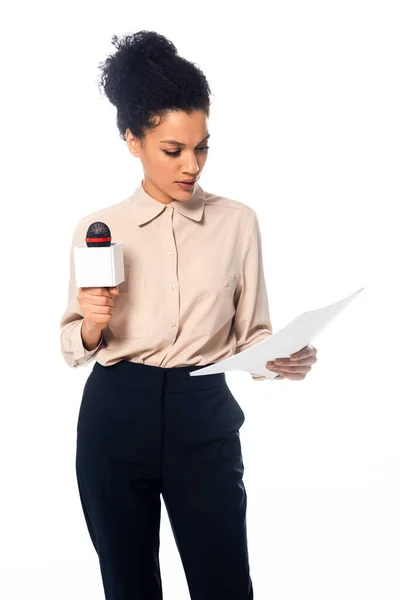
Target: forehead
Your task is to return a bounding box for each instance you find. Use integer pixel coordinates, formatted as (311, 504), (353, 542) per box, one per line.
(152, 110), (208, 139)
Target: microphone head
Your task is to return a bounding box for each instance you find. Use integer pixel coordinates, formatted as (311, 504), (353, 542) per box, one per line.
(85, 222), (111, 247)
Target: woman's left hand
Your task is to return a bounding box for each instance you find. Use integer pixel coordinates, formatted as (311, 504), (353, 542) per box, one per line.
(266, 345), (317, 380)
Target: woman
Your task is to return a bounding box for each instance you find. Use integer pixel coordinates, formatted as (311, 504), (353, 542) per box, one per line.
(60, 30), (316, 600)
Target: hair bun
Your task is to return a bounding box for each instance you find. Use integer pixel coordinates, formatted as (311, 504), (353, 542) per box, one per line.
(111, 30), (178, 67)
(134, 30), (178, 62)
(97, 29), (212, 141)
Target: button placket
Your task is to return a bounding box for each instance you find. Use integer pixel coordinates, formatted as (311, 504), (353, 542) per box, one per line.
(164, 206), (179, 338)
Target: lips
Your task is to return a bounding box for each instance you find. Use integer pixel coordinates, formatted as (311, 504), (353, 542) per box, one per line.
(176, 178), (197, 183)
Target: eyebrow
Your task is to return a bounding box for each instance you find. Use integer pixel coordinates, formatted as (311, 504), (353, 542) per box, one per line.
(159, 133), (211, 147)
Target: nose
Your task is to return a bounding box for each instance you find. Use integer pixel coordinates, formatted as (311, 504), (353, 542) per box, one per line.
(184, 154), (200, 174)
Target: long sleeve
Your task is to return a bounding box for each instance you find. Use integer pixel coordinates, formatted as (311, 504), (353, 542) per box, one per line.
(234, 210), (273, 381)
(59, 219), (104, 368)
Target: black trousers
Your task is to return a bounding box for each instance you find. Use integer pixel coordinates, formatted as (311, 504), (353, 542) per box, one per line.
(75, 359), (254, 600)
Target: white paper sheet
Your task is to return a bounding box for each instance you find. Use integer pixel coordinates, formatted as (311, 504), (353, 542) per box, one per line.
(189, 287), (364, 378)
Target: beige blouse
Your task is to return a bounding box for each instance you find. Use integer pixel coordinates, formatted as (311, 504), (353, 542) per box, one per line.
(59, 180), (273, 380)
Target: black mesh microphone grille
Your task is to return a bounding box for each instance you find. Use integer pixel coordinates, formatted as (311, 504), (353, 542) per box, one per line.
(85, 222), (112, 247)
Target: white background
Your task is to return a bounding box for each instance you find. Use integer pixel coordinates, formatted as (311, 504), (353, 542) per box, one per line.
(1, 1), (399, 598)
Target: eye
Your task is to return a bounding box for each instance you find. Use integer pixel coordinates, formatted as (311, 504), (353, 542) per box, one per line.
(163, 146), (210, 157)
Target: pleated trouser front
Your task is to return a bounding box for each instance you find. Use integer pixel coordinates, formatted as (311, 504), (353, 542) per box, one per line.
(75, 359), (253, 600)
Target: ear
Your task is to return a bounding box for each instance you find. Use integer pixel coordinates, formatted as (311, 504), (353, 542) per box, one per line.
(126, 129), (140, 158)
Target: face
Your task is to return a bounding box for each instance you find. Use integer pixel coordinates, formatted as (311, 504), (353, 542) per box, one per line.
(126, 109), (210, 204)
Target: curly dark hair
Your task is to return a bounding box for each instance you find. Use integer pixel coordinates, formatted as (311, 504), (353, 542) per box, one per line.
(97, 30), (213, 142)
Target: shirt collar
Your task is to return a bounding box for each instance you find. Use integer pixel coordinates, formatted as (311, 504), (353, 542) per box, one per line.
(129, 179), (206, 226)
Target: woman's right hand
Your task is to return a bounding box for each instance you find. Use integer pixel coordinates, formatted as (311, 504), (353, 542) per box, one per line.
(77, 286), (120, 331)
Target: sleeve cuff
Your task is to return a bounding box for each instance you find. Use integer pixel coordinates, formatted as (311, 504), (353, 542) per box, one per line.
(251, 373), (269, 381)
(72, 319), (103, 363)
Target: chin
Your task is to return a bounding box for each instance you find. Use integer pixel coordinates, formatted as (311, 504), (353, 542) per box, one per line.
(173, 187), (195, 199)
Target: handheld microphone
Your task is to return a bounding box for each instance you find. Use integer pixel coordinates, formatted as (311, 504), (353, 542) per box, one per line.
(85, 222), (112, 247)
(73, 221), (125, 288)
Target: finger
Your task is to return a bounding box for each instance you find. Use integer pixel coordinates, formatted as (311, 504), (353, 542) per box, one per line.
(270, 369), (305, 380)
(278, 370), (310, 379)
(269, 365), (311, 374)
(81, 287), (117, 299)
(80, 287), (108, 293)
(289, 345), (308, 360)
(78, 293), (114, 307)
(290, 345), (316, 361)
(289, 352), (308, 361)
(274, 357), (313, 367)
(82, 286), (117, 295)
(287, 358), (314, 367)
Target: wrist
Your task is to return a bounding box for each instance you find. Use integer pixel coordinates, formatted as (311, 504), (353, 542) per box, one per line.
(81, 319), (102, 351)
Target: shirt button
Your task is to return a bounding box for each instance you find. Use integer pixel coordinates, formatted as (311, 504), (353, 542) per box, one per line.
(168, 251), (173, 256)
(170, 320), (176, 327)
(223, 280), (228, 287)
(169, 284), (175, 289)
